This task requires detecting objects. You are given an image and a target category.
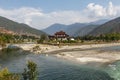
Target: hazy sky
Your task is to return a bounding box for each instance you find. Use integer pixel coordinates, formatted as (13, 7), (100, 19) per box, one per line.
(0, 0), (120, 29)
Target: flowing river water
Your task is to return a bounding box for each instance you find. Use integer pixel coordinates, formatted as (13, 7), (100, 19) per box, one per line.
(1, 45), (120, 80)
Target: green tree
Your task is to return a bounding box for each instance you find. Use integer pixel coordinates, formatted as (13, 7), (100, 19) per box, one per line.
(22, 69), (28, 80)
(37, 34), (47, 43)
(22, 61), (38, 80)
(0, 68), (20, 80)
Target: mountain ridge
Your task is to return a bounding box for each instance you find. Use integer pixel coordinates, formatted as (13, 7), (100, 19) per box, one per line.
(0, 16), (46, 36)
(89, 17), (120, 36)
(43, 19), (108, 36)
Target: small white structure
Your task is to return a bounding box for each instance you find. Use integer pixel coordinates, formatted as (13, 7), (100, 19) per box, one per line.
(70, 38), (75, 41)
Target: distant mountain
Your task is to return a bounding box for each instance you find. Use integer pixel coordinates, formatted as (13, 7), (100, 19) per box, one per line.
(89, 17), (120, 36)
(65, 23), (88, 36)
(42, 19), (112, 37)
(43, 23), (89, 36)
(66, 19), (109, 36)
(90, 19), (109, 25)
(43, 23), (67, 35)
(74, 25), (99, 37)
(0, 16), (46, 36)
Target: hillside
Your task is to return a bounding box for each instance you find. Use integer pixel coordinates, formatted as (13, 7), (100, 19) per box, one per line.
(65, 23), (88, 36)
(0, 27), (15, 34)
(0, 16), (46, 36)
(89, 17), (120, 36)
(74, 25), (99, 37)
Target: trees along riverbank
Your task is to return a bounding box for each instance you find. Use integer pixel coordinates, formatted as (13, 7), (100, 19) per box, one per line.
(0, 61), (38, 80)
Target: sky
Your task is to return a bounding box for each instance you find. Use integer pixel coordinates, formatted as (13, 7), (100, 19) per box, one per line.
(0, 0), (120, 29)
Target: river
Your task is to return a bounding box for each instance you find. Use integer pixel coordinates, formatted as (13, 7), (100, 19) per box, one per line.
(1, 45), (120, 80)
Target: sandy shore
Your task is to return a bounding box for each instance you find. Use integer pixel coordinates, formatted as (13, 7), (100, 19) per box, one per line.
(9, 43), (120, 64)
(55, 49), (120, 64)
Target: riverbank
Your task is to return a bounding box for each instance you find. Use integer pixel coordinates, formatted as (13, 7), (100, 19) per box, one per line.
(8, 43), (120, 64)
(12, 43), (120, 52)
(55, 49), (120, 64)
(48, 43), (120, 64)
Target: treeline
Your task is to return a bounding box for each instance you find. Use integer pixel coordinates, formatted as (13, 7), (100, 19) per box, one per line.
(79, 33), (120, 42)
(0, 33), (40, 46)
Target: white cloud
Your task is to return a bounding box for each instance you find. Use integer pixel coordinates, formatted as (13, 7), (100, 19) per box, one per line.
(86, 1), (120, 18)
(0, 7), (92, 29)
(0, 2), (120, 29)
(86, 3), (106, 17)
(0, 7), (43, 26)
(107, 2), (117, 16)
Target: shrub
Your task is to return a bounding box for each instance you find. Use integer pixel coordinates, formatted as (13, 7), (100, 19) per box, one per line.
(22, 61), (38, 80)
(0, 68), (20, 80)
